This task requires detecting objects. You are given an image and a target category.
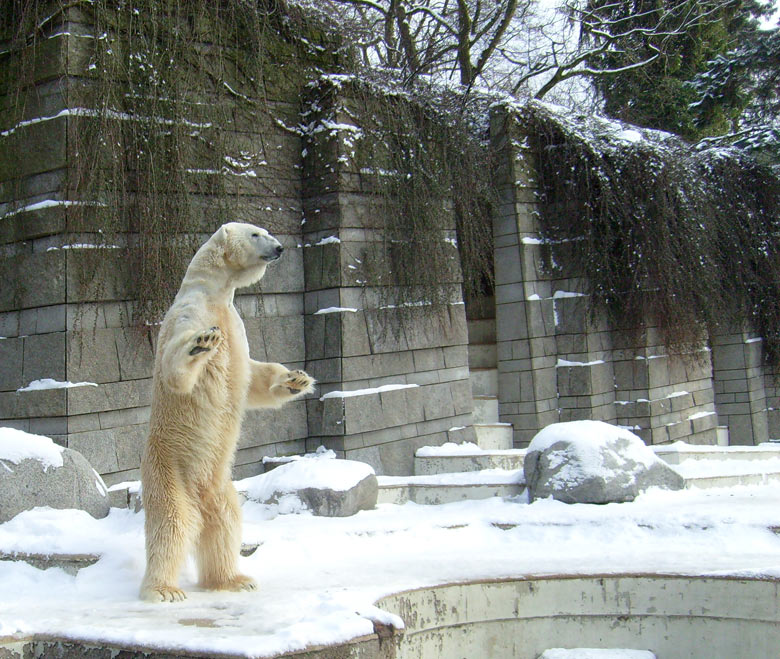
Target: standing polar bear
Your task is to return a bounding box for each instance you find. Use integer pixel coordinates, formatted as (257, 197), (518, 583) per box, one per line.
(140, 222), (315, 602)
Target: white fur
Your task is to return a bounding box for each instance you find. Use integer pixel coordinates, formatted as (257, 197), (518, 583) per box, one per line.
(139, 222), (314, 602)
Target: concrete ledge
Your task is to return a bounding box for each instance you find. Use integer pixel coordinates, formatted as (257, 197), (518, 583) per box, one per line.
(379, 574), (780, 659)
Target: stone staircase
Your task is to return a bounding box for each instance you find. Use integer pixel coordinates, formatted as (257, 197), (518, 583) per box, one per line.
(375, 316), (525, 505)
(377, 441), (780, 505)
(654, 442), (780, 489)
(465, 316), (514, 450)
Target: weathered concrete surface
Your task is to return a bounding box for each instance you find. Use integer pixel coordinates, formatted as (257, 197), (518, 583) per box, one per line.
(381, 575), (780, 659)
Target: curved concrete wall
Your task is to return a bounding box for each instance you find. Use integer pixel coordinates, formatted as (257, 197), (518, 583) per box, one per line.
(379, 575), (780, 659)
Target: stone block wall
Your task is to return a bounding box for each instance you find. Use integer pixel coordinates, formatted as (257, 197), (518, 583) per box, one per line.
(0, 12), (475, 481)
(0, 8), (312, 484)
(488, 105), (766, 447)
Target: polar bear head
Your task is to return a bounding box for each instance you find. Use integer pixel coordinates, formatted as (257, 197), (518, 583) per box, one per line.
(193, 222), (283, 290)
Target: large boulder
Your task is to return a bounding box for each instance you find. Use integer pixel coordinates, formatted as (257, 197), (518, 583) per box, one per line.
(524, 420), (684, 504)
(238, 451), (378, 517)
(0, 428), (110, 522)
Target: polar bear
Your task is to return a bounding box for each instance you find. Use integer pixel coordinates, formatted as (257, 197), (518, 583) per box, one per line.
(140, 222), (315, 602)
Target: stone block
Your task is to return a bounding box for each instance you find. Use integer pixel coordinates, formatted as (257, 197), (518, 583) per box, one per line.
(67, 428), (121, 474)
(496, 302), (527, 341)
(557, 364), (592, 396)
(113, 424), (147, 471)
(0, 388), (67, 419)
(22, 332), (66, 384)
(420, 382), (456, 422)
(712, 343), (746, 371)
(28, 416), (67, 436)
(114, 326), (155, 381)
(0, 338), (23, 391)
(495, 282), (526, 304)
(344, 391), (385, 434)
(66, 329), (121, 384)
(66, 379), (152, 416)
(341, 311), (371, 357)
(304, 313), (343, 360)
(494, 245), (523, 286)
(590, 362), (614, 395)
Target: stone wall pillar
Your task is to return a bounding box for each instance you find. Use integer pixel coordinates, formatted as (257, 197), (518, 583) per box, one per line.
(711, 329), (769, 445)
(489, 105), (720, 447)
(301, 80), (475, 475)
(489, 107), (558, 446)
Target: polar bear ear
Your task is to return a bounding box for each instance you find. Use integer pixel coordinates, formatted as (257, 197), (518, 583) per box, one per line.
(218, 224), (232, 242)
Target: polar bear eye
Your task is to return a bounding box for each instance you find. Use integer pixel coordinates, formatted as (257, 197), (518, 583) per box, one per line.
(251, 232), (259, 238)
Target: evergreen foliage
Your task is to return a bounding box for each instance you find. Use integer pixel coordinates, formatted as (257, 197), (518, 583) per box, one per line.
(584, 0), (768, 141)
(689, 24), (780, 164)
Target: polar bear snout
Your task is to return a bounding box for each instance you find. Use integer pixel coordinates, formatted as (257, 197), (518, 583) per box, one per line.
(264, 243), (284, 262)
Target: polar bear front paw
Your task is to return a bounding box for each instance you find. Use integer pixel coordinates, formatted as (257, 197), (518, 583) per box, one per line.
(283, 369), (315, 395)
(189, 326), (222, 356)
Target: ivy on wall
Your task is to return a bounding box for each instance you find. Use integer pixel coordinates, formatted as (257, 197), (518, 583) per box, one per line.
(1, 0), (338, 324)
(522, 100), (780, 366)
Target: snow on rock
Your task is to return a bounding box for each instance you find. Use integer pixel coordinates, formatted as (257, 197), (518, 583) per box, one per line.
(0, 427), (64, 470)
(237, 455), (377, 517)
(0, 428), (109, 522)
(524, 420), (684, 504)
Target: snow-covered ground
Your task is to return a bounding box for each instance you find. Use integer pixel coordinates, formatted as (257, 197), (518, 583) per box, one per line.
(1, 477), (780, 657)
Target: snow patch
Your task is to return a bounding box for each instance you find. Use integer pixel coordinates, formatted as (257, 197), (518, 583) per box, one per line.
(320, 384), (419, 401)
(17, 379), (98, 392)
(314, 307), (358, 315)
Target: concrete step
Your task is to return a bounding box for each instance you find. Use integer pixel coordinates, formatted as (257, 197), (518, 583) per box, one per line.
(683, 471), (780, 489)
(468, 343), (497, 369)
(474, 423), (513, 450)
(472, 395), (499, 424)
(467, 317), (496, 344)
(654, 442), (780, 465)
(668, 455), (780, 490)
(415, 448), (526, 476)
(377, 470), (525, 505)
(469, 367), (498, 397)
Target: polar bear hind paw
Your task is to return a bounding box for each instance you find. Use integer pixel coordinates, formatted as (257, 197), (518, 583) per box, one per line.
(141, 584), (187, 603)
(284, 369), (315, 394)
(189, 326), (222, 356)
(216, 574), (257, 592)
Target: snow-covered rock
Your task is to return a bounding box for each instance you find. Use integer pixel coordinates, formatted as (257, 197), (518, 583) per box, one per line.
(524, 421), (684, 504)
(238, 453), (377, 517)
(0, 428), (110, 522)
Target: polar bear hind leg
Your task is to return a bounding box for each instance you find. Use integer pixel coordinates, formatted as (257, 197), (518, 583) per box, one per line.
(196, 482), (257, 592)
(140, 480), (200, 602)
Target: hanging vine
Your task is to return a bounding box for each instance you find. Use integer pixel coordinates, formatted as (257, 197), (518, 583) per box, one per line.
(1, 0), (338, 324)
(521, 100), (780, 366)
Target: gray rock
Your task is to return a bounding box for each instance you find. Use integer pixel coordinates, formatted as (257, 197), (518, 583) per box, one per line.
(0, 447), (110, 522)
(239, 457), (378, 517)
(524, 420), (684, 504)
(295, 474), (378, 517)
